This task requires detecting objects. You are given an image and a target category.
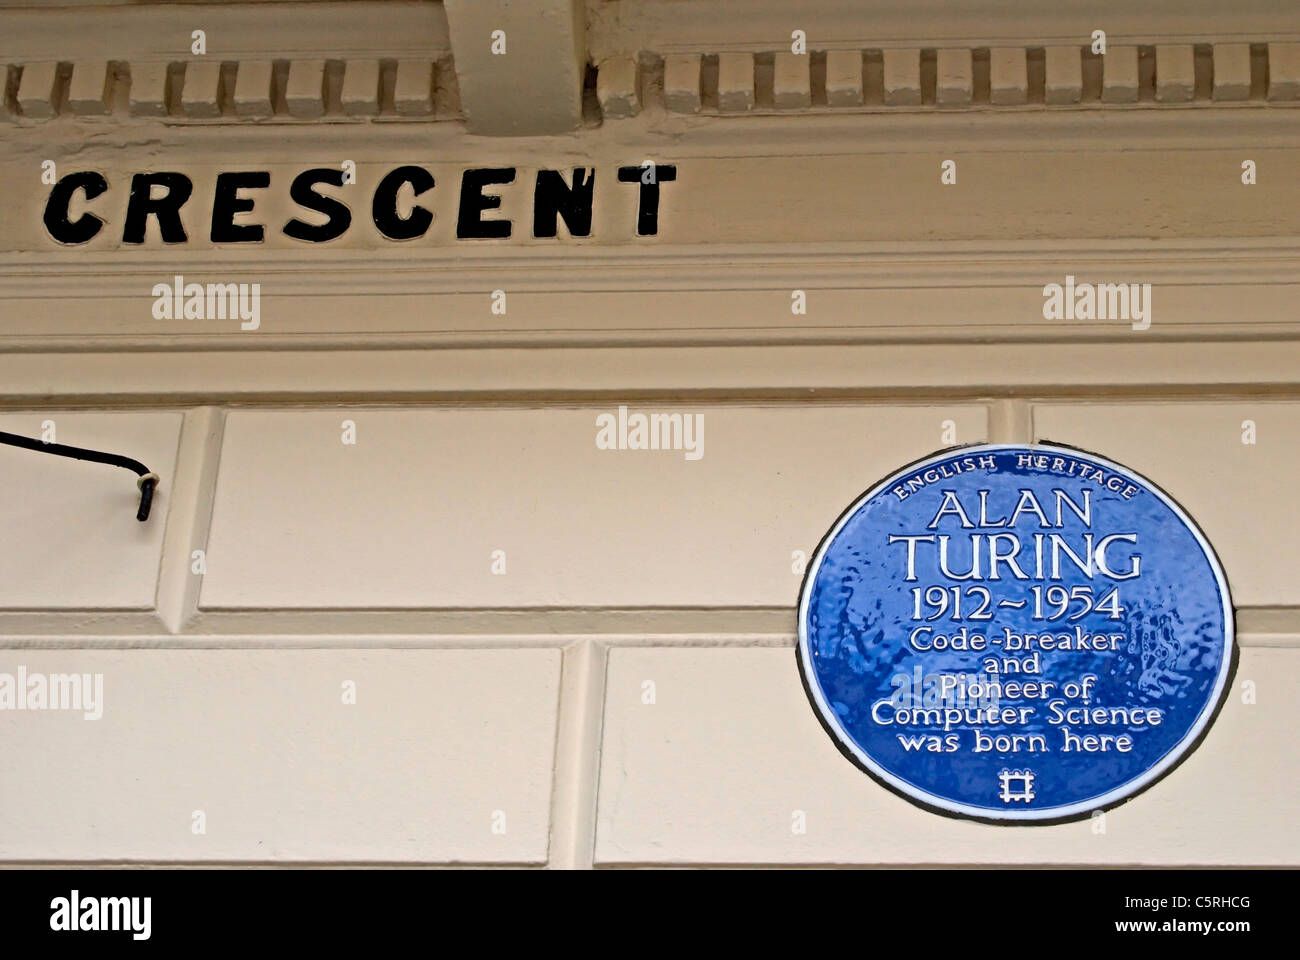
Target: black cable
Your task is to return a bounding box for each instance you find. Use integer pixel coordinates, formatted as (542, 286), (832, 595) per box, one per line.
(0, 430), (160, 521)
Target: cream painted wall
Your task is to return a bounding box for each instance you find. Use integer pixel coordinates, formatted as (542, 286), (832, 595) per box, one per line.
(0, 398), (1293, 866)
(0, 0), (1297, 867)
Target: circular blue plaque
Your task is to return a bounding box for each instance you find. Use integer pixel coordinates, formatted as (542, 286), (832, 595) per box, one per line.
(797, 442), (1235, 823)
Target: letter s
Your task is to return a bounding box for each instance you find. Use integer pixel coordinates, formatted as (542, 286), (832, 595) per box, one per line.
(283, 168), (353, 242)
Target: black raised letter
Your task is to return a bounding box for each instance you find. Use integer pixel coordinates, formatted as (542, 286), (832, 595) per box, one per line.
(456, 168), (515, 239)
(122, 172), (193, 244)
(211, 171), (270, 243)
(283, 168), (353, 243)
(372, 166), (436, 241)
(533, 168), (594, 238)
(43, 172), (108, 244)
(617, 164), (676, 236)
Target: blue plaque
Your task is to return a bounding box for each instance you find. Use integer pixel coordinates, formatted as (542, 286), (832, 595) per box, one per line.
(797, 443), (1235, 823)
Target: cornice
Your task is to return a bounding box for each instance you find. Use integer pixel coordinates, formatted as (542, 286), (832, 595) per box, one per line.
(1, 342), (1299, 405)
(1, 239), (1298, 351)
(1, 41), (1297, 125)
(587, 1), (1300, 56)
(0, 2), (451, 62)
(594, 44), (1300, 119)
(2, 2), (1299, 131)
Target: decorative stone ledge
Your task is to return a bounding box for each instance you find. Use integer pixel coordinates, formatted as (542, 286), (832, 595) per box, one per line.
(1, 42), (1298, 126)
(1, 57), (458, 122)
(597, 42), (1300, 118)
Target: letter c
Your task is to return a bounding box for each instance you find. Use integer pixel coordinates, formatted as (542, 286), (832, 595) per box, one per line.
(373, 165), (435, 240)
(43, 172), (108, 244)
